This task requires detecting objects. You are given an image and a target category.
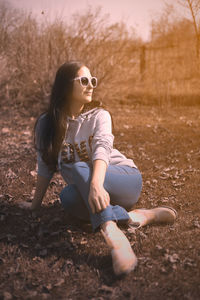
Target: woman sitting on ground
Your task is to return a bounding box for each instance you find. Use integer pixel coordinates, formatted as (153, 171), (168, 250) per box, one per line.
(19, 61), (177, 276)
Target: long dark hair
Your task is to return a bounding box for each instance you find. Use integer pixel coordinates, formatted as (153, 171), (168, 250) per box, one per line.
(34, 61), (88, 171)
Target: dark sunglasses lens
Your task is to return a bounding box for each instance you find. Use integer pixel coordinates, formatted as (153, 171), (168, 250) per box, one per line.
(81, 77), (89, 86)
(91, 77), (97, 87)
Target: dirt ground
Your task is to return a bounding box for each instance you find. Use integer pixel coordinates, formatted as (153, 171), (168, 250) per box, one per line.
(0, 100), (200, 300)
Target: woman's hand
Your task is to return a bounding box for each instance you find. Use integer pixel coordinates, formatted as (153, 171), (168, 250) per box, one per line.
(88, 182), (110, 214)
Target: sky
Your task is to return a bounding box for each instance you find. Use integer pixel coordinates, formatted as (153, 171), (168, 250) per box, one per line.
(8, 0), (175, 41)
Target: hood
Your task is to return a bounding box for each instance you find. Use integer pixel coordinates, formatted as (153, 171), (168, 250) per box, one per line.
(67, 100), (103, 122)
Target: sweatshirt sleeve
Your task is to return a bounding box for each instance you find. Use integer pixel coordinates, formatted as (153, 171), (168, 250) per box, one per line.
(37, 152), (54, 180)
(35, 115), (54, 180)
(91, 109), (114, 166)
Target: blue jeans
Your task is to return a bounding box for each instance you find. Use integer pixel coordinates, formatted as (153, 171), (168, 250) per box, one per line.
(60, 162), (142, 232)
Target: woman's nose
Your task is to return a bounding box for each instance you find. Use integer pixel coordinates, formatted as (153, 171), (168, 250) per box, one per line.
(88, 82), (93, 89)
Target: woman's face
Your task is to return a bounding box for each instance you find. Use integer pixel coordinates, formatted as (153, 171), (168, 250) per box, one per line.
(71, 66), (94, 104)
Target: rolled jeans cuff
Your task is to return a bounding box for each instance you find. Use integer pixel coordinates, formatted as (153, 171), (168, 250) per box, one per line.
(90, 204), (130, 232)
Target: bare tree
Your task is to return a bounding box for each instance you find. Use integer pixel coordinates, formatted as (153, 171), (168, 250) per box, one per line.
(178, 0), (200, 57)
(150, 3), (180, 46)
(0, 1), (22, 53)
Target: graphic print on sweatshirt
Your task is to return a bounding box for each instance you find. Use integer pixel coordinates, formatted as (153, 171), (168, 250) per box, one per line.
(61, 135), (94, 163)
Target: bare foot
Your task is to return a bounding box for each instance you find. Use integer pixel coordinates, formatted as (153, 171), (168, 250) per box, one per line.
(128, 206), (177, 228)
(101, 221), (137, 276)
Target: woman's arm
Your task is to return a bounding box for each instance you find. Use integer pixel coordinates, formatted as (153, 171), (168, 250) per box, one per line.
(88, 159), (110, 214)
(19, 150), (54, 210)
(19, 174), (51, 210)
(88, 110), (114, 213)
(20, 115), (55, 210)
(31, 174), (51, 210)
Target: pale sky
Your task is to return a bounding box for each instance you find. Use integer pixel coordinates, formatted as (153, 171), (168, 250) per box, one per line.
(8, 0), (176, 41)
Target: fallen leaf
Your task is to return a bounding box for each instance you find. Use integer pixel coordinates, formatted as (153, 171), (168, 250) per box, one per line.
(6, 169), (17, 179)
(123, 125), (129, 129)
(23, 130), (31, 136)
(165, 253), (179, 263)
(2, 127), (9, 133)
(80, 237), (87, 245)
(159, 172), (170, 180)
(66, 259), (73, 266)
(3, 291), (12, 300)
(30, 170), (37, 177)
(99, 285), (114, 294)
(193, 220), (200, 229)
(183, 258), (196, 268)
(54, 279), (65, 287)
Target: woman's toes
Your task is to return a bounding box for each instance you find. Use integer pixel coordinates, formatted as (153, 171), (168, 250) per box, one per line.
(111, 245), (138, 276)
(101, 222), (137, 276)
(128, 206), (177, 228)
(153, 207), (177, 223)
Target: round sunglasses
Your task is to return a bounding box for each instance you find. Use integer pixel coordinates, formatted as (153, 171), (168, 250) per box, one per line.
(73, 76), (98, 88)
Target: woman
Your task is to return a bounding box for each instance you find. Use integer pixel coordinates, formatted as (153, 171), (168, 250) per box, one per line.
(20, 61), (177, 276)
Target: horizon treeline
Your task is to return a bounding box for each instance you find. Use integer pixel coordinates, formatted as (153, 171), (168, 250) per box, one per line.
(0, 1), (200, 108)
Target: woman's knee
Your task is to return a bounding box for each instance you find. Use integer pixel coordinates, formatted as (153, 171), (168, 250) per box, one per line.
(113, 193), (140, 211)
(59, 184), (90, 221)
(129, 170), (143, 207)
(124, 193), (141, 211)
(71, 161), (92, 182)
(136, 169), (143, 193)
(60, 184), (77, 209)
(109, 168), (143, 210)
(129, 168), (143, 197)
(71, 161), (88, 174)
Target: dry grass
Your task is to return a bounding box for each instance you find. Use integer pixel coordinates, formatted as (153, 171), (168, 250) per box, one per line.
(0, 3), (200, 108)
(0, 3), (140, 107)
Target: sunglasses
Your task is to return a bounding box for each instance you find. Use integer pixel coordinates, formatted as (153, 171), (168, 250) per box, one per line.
(73, 76), (98, 88)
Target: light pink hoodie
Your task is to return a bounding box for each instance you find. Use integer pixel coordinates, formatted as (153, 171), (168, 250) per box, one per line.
(37, 103), (137, 184)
